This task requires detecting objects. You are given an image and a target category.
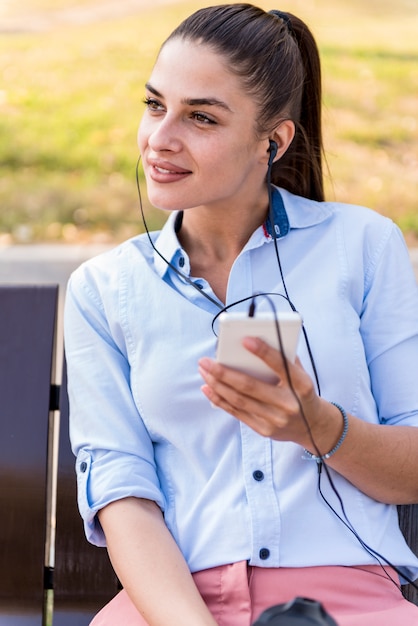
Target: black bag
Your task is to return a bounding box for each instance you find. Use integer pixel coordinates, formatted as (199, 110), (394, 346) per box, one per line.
(252, 597), (338, 625)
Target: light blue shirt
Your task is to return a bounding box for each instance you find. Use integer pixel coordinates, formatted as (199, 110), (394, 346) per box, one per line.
(64, 187), (418, 580)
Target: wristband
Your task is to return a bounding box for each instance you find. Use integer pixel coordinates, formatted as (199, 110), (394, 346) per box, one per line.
(303, 402), (348, 463)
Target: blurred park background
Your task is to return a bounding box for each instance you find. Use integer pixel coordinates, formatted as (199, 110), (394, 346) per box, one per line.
(1, 0), (417, 246)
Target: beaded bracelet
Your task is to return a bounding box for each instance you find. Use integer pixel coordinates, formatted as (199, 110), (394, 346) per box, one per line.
(302, 402), (349, 463)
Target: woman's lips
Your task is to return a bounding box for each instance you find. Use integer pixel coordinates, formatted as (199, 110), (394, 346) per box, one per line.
(148, 159), (192, 183)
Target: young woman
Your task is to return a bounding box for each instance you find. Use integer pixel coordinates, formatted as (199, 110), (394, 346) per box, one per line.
(64, 4), (418, 625)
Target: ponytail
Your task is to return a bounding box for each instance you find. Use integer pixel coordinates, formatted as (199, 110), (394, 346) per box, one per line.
(271, 12), (324, 202)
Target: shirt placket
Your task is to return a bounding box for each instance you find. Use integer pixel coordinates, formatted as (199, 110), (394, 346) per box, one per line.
(240, 422), (281, 566)
(227, 243), (282, 567)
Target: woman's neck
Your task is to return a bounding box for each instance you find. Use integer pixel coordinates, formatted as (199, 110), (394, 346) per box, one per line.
(177, 195), (269, 303)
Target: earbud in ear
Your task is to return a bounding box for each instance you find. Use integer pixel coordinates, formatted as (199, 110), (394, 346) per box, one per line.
(268, 139), (278, 165)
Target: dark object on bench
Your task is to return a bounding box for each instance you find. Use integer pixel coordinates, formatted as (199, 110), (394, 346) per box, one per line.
(0, 284), (416, 625)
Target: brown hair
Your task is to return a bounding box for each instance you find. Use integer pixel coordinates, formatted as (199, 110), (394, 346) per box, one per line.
(163, 3), (324, 201)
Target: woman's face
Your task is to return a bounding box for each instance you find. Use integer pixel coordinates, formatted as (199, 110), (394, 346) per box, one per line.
(138, 38), (270, 213)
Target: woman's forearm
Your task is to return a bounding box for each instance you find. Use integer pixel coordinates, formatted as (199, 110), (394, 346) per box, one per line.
(294, 397), (418, 504)
(98, 497), (217, 626)
(320, 413), (418, 505)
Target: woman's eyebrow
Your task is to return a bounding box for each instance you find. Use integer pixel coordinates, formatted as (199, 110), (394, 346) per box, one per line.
(145, 82), (232, 112)
(145, 82), (162, 97)
(183, 97), (232, 111)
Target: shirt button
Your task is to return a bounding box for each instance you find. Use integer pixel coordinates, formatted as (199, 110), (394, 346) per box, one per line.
(80, 461), (87, 473)
(252, 470), (264, 481)
(179, 256), (185, 268)
(259, 548), (270, 560)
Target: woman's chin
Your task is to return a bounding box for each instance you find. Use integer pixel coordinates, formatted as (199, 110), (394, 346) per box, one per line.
(148, 200), (185, 213)
(146, 191), (193, 213)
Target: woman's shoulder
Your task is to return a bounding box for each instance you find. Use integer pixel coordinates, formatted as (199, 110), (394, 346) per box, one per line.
(279, 187), (401, 261)
(279, 188), (410, 281)
(279, 186), (393, 232)
(67, 232), (159, 302)
(73, 233), (156, 275)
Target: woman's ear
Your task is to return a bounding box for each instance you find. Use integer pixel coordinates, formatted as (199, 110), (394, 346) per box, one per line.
(269, 119), (295, 162)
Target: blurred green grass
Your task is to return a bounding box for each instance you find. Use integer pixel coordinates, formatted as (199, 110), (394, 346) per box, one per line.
(0, 0), (417, 244)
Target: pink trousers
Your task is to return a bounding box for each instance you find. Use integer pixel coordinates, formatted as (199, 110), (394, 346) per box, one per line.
(90, 562), (418, 626)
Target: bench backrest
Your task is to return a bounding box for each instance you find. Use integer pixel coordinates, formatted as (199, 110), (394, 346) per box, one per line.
(0, 284), (119, 625)
(54, 360), (120, 625)
(0, 285), (57, 625)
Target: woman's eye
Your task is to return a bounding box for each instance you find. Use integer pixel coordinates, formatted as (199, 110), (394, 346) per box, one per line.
(143, 97), (164, 112)
(193, 112), (216, 125)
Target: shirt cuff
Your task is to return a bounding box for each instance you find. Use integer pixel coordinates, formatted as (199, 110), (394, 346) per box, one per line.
(76, 448), (166, 546)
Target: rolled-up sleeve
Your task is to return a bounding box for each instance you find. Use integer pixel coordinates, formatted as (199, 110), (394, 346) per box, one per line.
(64, 262), (165, 546)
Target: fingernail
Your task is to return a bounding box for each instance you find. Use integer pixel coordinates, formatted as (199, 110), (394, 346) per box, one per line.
(242, 336), (258, 351)
(198, 357), (212, 371)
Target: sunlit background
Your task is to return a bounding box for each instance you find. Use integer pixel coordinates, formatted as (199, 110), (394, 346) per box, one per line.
(1, 0), (417, 246)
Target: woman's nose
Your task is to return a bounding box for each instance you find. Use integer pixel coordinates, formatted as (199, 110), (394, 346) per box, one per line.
(146, 116), (182, 153)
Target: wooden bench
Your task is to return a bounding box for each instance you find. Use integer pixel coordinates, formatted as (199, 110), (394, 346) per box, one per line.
(0, 284), (416, 625)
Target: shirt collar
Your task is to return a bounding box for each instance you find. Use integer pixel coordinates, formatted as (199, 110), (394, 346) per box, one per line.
(153, 187), (333, 278)
(279, 186), (334, 229)
(264, 186), (290, 238)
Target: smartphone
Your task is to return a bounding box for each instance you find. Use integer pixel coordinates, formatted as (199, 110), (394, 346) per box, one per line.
(216, 311), (302, 383)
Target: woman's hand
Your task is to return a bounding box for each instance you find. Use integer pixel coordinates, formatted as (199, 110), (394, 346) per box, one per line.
(199, 336), (339, 452)
(199, 336), (418, 504)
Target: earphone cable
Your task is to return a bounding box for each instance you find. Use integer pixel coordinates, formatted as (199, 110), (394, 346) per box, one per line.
(266, 163), (322, 397)
(135, 156), (223, 310)
(317, 465), (418, 591)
